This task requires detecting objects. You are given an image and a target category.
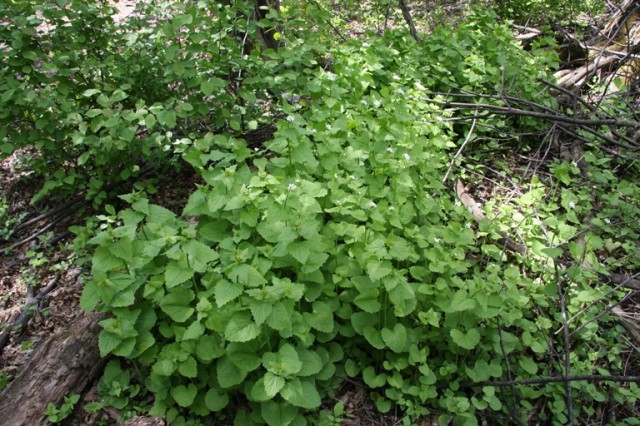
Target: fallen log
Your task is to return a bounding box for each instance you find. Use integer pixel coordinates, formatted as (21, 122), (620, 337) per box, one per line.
(0, 310), (106, 425)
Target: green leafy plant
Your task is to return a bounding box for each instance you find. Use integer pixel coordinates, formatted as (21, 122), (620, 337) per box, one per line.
(45, 393), (81, 424)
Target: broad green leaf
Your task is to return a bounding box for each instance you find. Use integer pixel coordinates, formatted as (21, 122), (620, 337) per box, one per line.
(217, 356), (248, 388)
(159, 290), (195, 323)
(225, 311), (260, 342)
(165, 261), (194, 288)
(363, 326), (385, 349)
(388, 237), (416, 260)
(541, 247), (564, 259)
(199, 220), (231, 242)
(98, 331), (121, 356)
(296, 348), (323, 377)
(171, 383), (197, 407)
(93, 246), (125, 273)
(182, 321), (205, 340)
(178, 356), (198, 378)
(250, 301), (273, 326)
(227, 342), (262, 372)
(519, 357), (538, 374)
(280, 378), (322, 409)
(204, 388), (229, 412)
(195, 334), (224, 361)
(450, 328), (481, 350)
(445, 291), (477, 313)
(366, 259), (392, 281)
(215, 279), (243, 307)
(261, 400), (298, 426)
(381, 323), (407, 353)
(184, 240), (218, 272)
(227, 264), (267, 287)
(362, 366), (386, 388)
(262, 344), (303, 376)
(263, 372), (285, 397)
(304, 301), (334, 333)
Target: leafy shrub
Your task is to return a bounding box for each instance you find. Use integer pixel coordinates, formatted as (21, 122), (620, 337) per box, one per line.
(63, 4), (640, 426)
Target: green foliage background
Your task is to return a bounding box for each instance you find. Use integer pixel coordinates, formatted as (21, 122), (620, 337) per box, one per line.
(1, 0), (639, 425)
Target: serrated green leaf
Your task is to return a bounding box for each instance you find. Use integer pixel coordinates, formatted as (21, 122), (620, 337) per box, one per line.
(450, 328), (481, 350)
(263, 343), (303, 376)
(388, 237), (416, 260)
(92, 246), (125, 273)
(541, 247), (564, 259)
(184, 240), (218, 272)
(165, 261), (194, 288)
(261, 400), (298, 426)
(227, 264), (267, 287)
(215, 279), (243, 307)
(445, 290), (476, 313)
(171, 383), (197, 407)
(80, 281), (101, 311)
(250, 301), (273, 326)
(366, 259), (392, 281)
(296, 348), (323, 377)
(198, 220), (231, 242)
(227, 341), (262, 372)
(225, 311), (260, 342)
(98, 331), (121, 356)
(280, 378), (321, 409)
(159, 290), (194, 323)
(183, 321), (205, 340)
(263, 372), (285, 397)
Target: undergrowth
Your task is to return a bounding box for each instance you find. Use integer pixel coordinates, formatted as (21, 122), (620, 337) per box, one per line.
(2, 0), (639, 425)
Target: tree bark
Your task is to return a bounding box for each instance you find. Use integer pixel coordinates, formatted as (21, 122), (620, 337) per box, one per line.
(0, 310), (105, 425)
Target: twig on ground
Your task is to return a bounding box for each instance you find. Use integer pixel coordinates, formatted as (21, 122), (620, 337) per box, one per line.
(0, 272), (62, 354)
(442, 117), (477, 183)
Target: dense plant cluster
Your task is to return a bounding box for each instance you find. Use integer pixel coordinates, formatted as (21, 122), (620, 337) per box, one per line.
(2, 0), (639, 425)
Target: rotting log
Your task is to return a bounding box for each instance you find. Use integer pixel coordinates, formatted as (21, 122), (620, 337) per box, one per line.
(0, 310), (106, 425)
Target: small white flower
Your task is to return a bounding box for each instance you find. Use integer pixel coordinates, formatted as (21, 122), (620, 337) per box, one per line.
(373, 100), (381, 108)
(604, 218), (611, 224)
(310, 129), (317, 135)
(367, 201), (377, 208)
(434, 237), (441, 243)
(326, 73), (337, 81)
(568, 201), (576, 209)
(396, 88), (405, 95)
(326, 124), (332, 130)
(362, 42), (370, 48)
(288, 183), (297, 191)
(286, 115), (294, 122)
(466, 222), (472, 229)
(454, 200), (461, 207)
(386, 147), (394, 154)
(295, 178), (301, 183)
(403, 153), (411, 161)
(389, 206), (395, 211)
(254, 147), (259, 151)
(360, 99), (368, 106)
(572, 161), (578, 168)
(392, 74), (400, 81)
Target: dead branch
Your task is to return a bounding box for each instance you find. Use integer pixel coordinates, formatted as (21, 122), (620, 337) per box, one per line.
(454, 180), (527, 255)
(398, 0), (420, 42)
(0, 272), (62, 354)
